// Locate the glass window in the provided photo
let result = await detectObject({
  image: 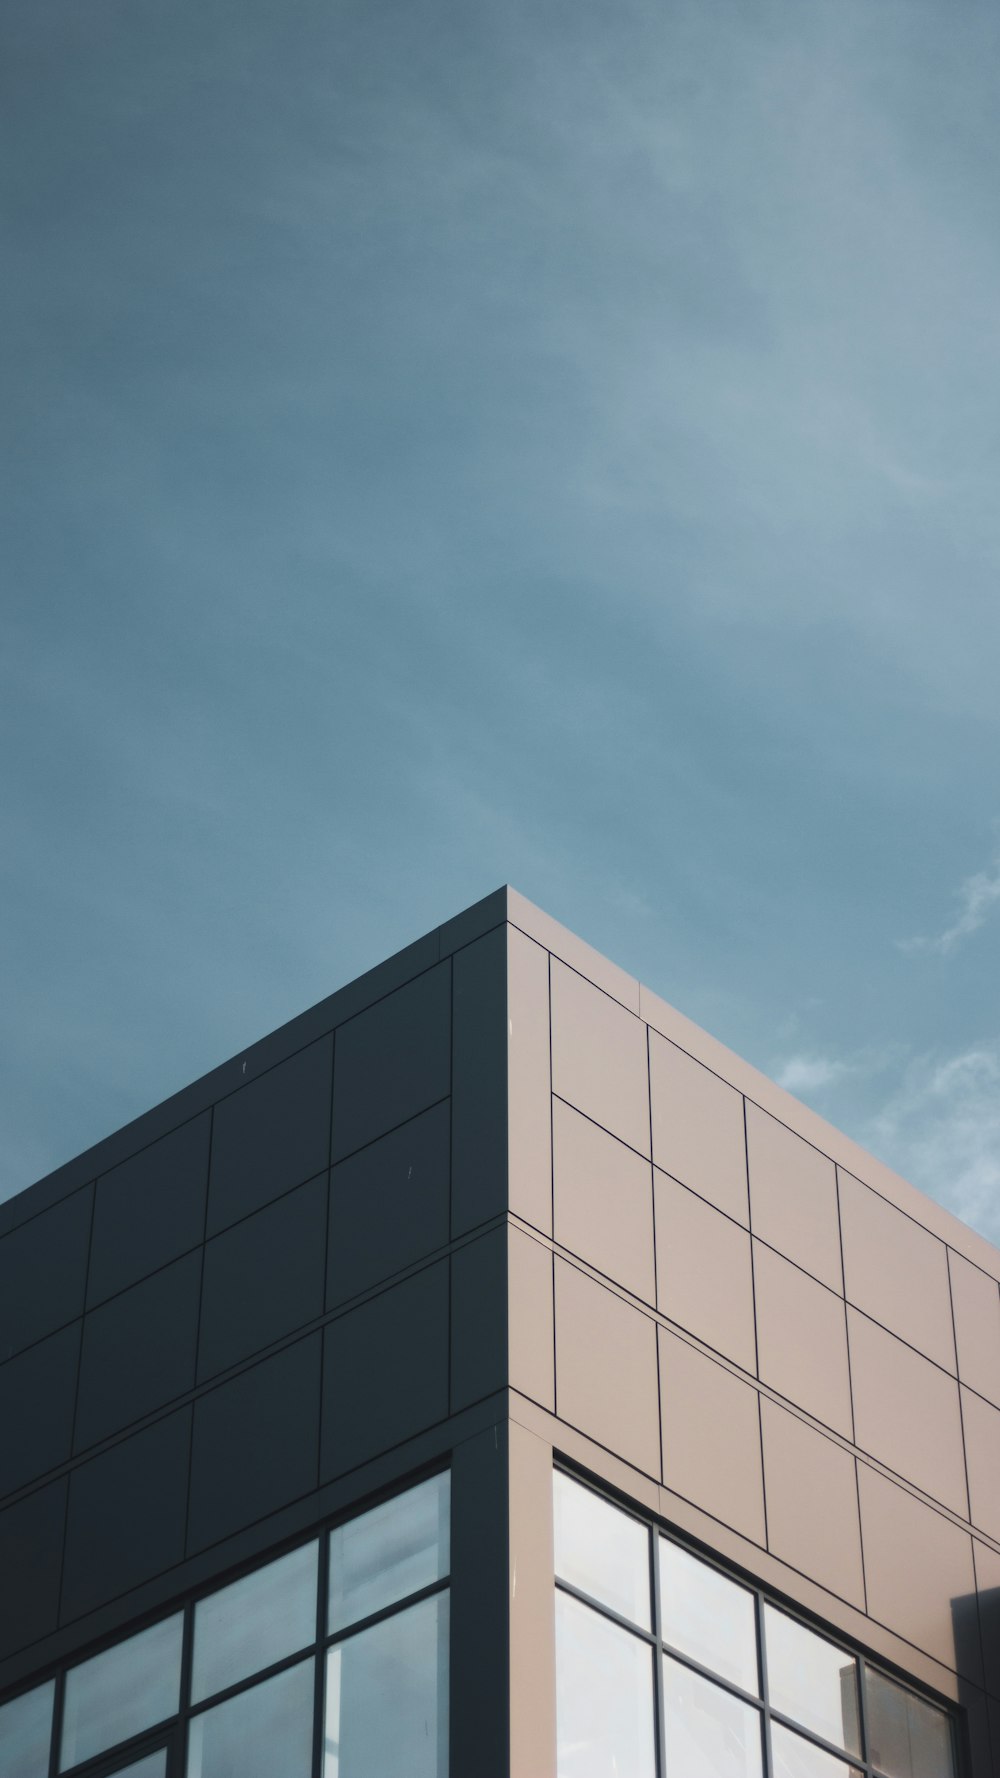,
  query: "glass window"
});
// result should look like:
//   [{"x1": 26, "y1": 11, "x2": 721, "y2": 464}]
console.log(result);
[
  {"x1": 324, "y1": 1590, "x2": 448, "y2": 1778},
  {"x1": 329, "y1": 1472, "x2": 449, "y2": 1634},
  {"x1": 662, "y1": 1655, "x2": 763, "y2": 1778},
  {"x1": 555, "y1": 1590, "x2": 656, "y2": 1778},
  {"x1": 864, "y1": 1669, "x2": 955, "y2": 1778},
  {"x1": 660, "y1": 1538, "x2": 758, "y2": 1693},
  {"x1": 765, "y1": 1607, "x2": 861, "y2": 1757},
  {"x1": 112, "y1": 1754, "x2": 168, "y2": 1778},
  {"x1": 192, "y1": 1540, "x2": 318, "y2": 1703},
  {"x1": 61, "y1": 1615, "x2": 183, "y2": 1771},
  {"x1": 0, "y1": 1679, "x2": 54, "y2": 1778},
  {"x1": 772, "y1": 1722, "x2": 863, "y2": 1777},
  {"x1": 554, "y1": 1471, "x2": 651, "y2": 1630},
  {"x1": 187, "y1": 1657, "x2": 314, "y2": 1778}
]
